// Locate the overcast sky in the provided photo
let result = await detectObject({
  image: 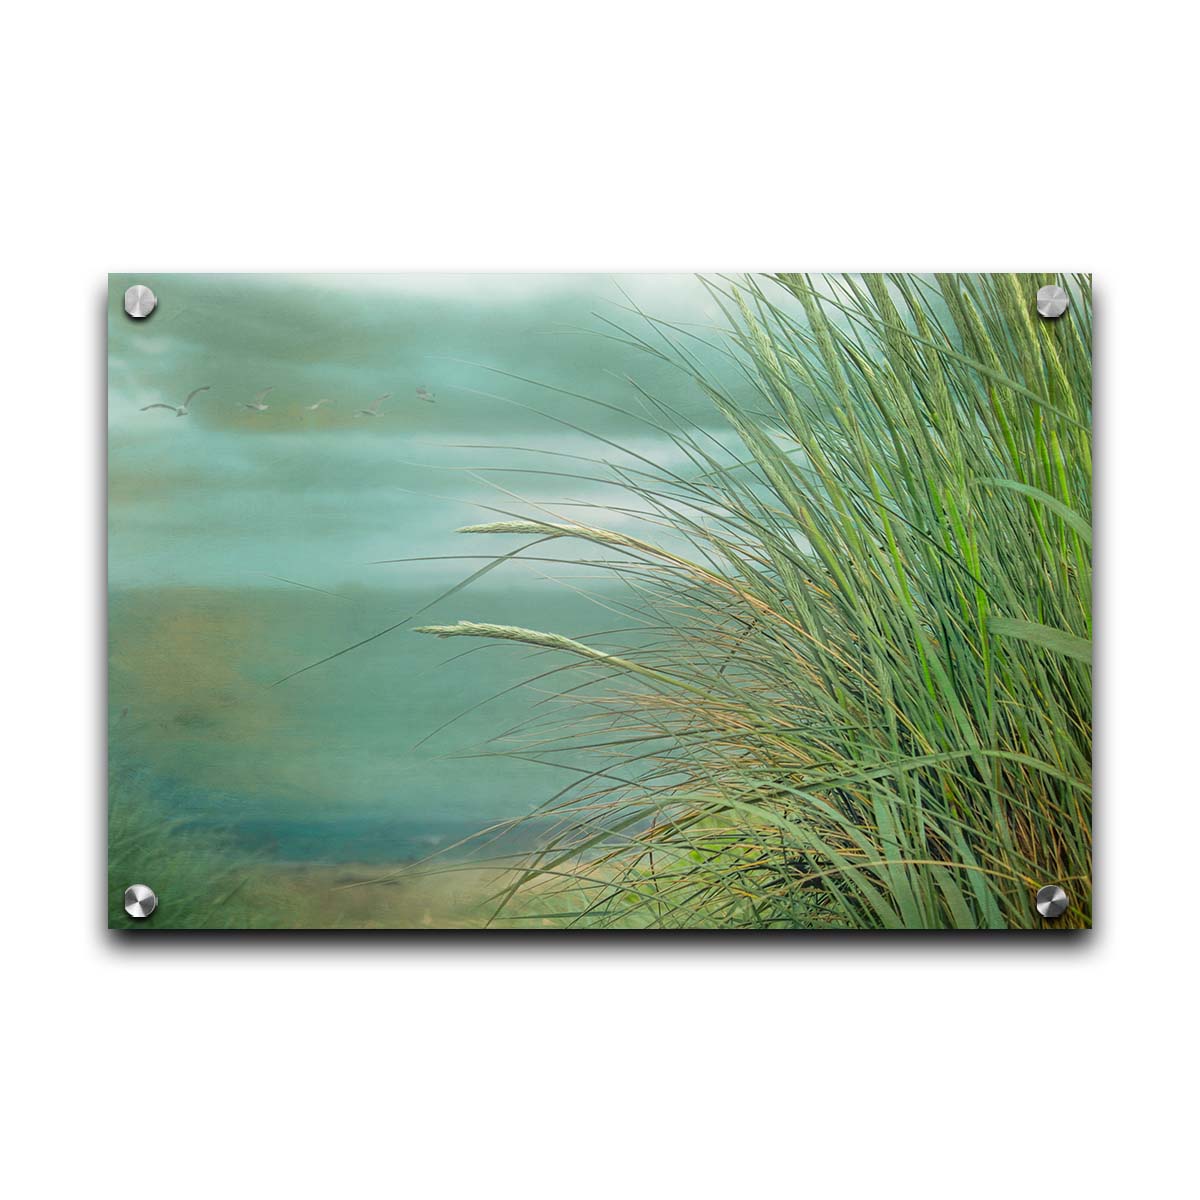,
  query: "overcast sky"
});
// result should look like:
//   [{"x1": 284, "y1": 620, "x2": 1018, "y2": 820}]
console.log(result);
[{"x1": 108, "y1": 273, "x2": 750, "y2": 590}]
